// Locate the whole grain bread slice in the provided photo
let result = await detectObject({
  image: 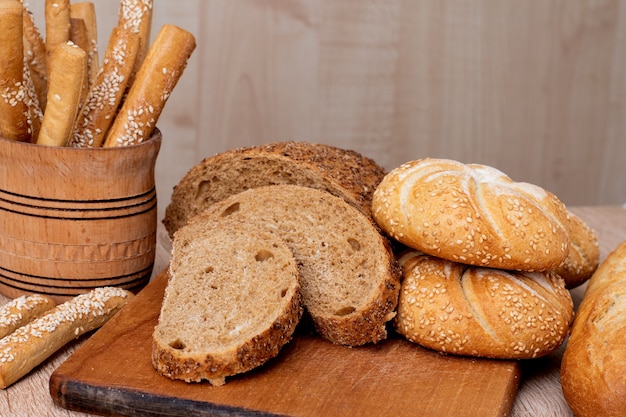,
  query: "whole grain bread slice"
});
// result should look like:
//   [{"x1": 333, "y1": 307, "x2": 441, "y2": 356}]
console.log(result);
[
  {"x1": 163, "y1": 141, "x2": 387, "y2": 238},
  {"x1": 152, "y1": 218, "x2": 302, "y2": 386},
  {"x1": 190, "y1": 184, "x2": 401, "y2": 346}
]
